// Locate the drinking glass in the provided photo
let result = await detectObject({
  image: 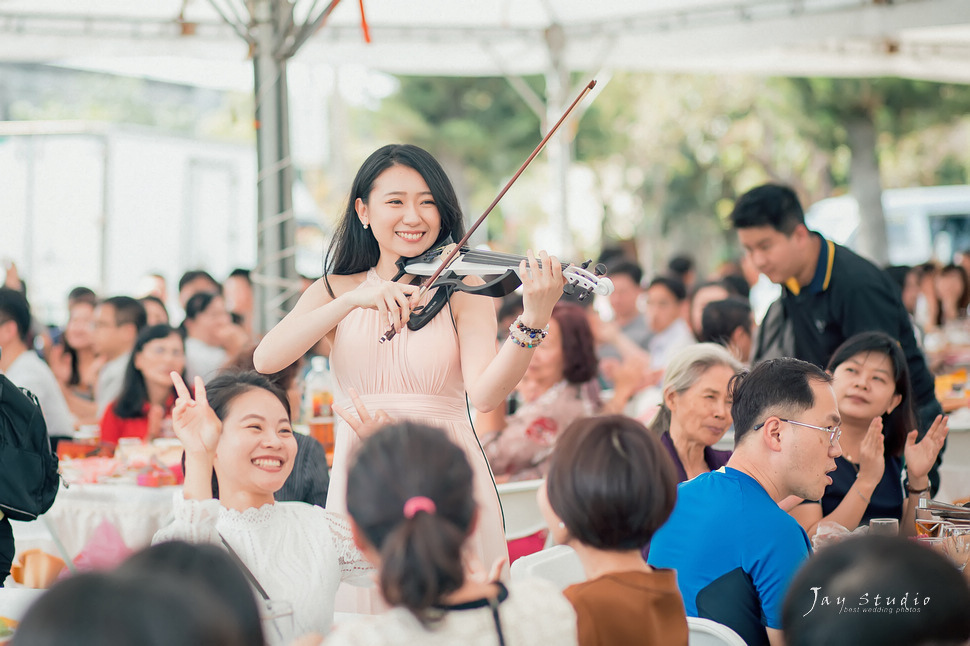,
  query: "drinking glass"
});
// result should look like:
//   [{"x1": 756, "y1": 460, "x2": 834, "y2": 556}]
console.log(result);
[
  {"x1": 915, "y1": 517, "x2": 949, "y2": 538},
  {"x1": 915, "y1": 535, "x2": 948, "y2": 557},
  {"x1": 868, "y1": 518, "x2": 899, "y2": 536},
  {"x1": 943, "y1": 526, "x2": 970, "y2": 572}
]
